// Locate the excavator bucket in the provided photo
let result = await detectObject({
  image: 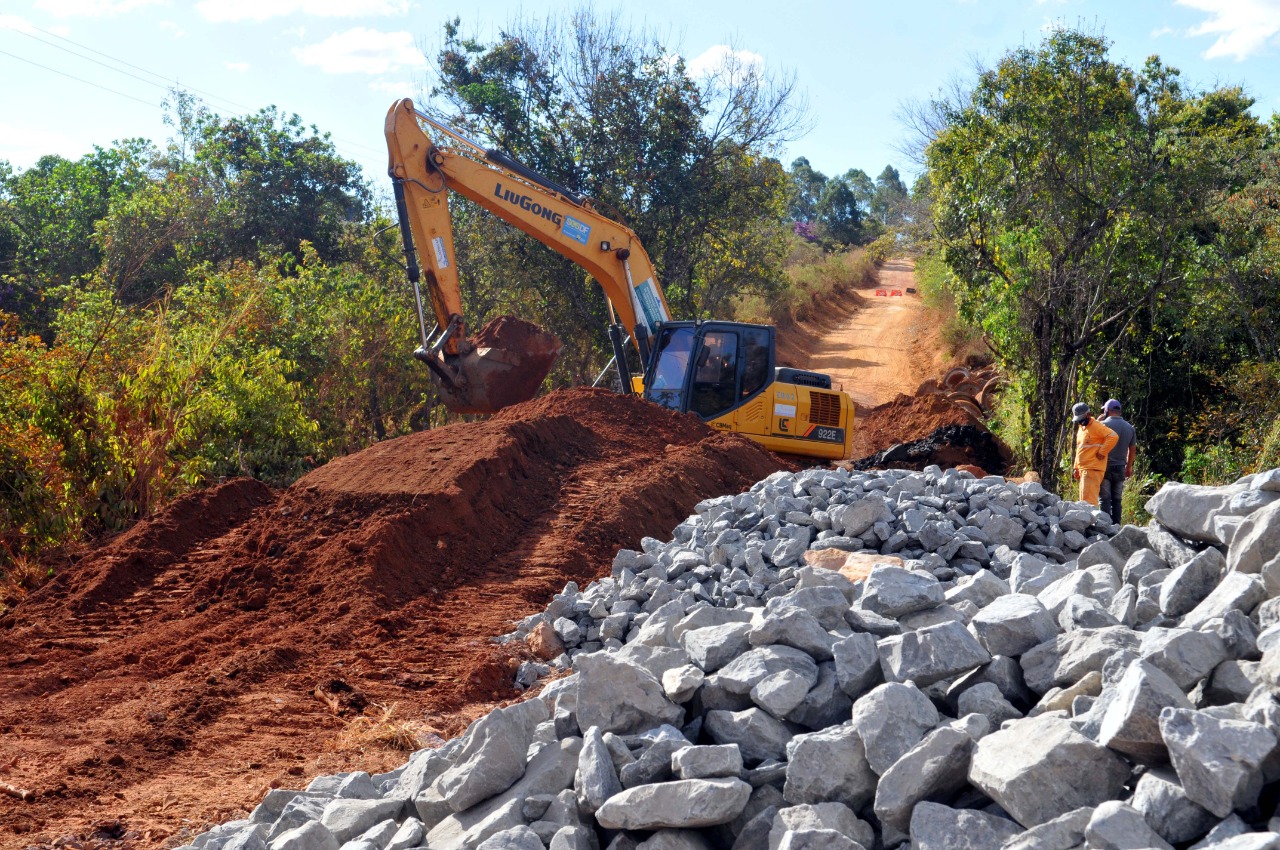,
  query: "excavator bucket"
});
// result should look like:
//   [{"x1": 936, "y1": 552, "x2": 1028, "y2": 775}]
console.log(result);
[{"x1": 432, "y1": 316, "x2": 563, "y2": 415}]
